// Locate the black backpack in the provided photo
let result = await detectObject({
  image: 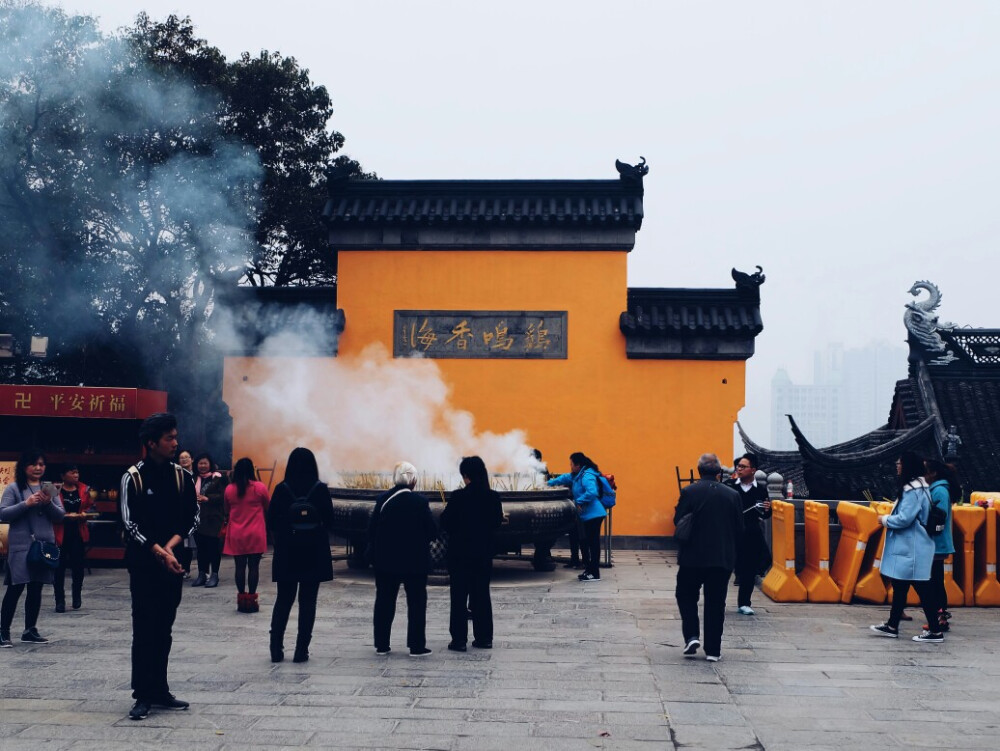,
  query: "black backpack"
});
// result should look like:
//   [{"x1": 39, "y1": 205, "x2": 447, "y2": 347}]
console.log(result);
[
  {"x1": 923, "y1": 492, "x2": 947, "y2": 537},
  {"x1": 288, "y1": 483, "x2": 323, "y2": 533}
]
